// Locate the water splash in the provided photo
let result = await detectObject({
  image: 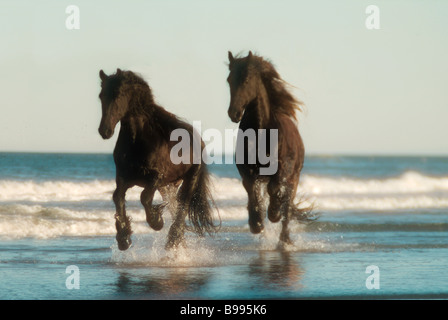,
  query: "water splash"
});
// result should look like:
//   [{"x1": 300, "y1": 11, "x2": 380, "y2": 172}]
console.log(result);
[{"x1": 110, "y1": 232, "x2": 251, "y2": 268}]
